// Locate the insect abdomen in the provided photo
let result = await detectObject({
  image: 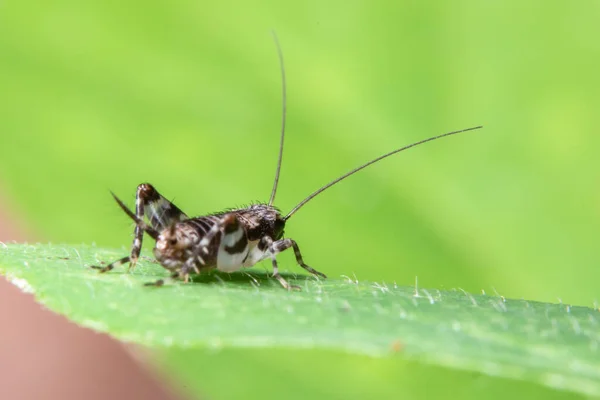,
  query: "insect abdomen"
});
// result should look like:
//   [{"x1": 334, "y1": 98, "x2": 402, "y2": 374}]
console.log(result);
[
  {"x1": 190, "y1": 214, "x2": 250, "y2": 272},
  {"x1": 216, "y1": 215, "x2": 249, "y2": 271}
]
